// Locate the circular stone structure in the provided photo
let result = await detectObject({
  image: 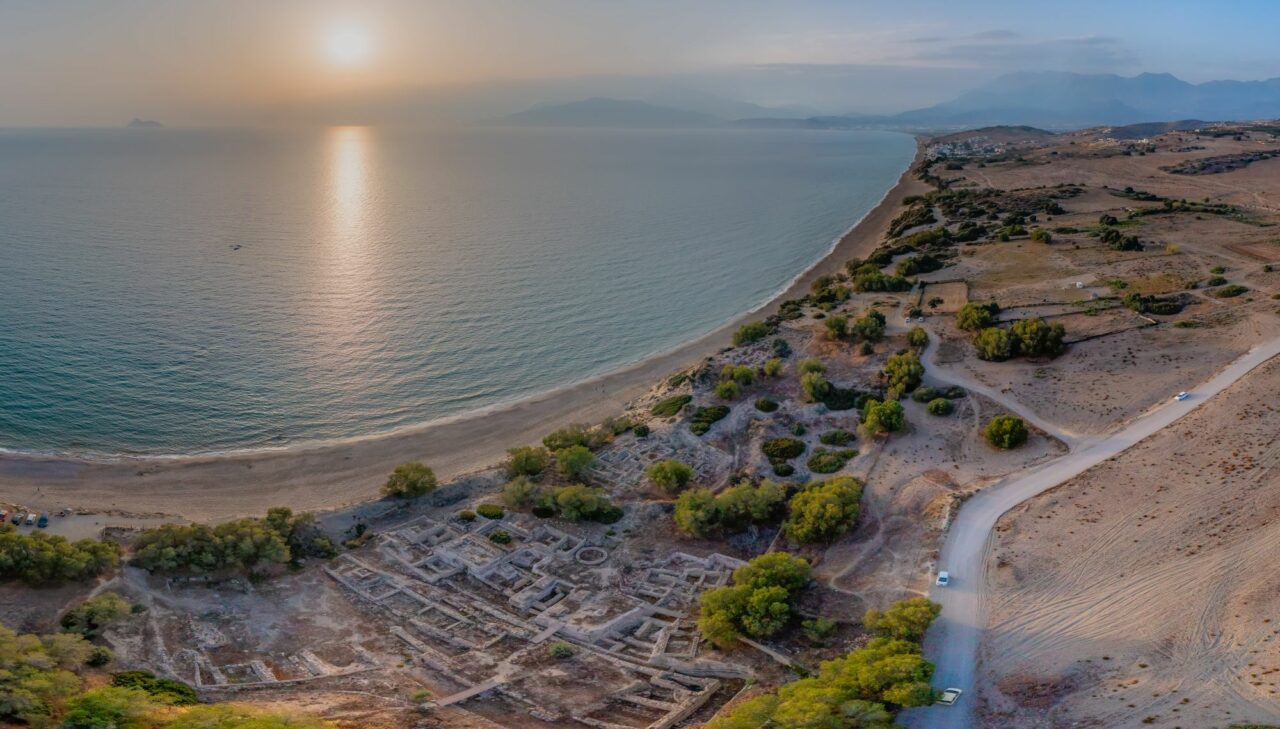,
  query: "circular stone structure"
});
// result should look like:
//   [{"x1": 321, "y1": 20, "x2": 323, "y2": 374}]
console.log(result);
[{"x1": 575, "y1": 547, "x2": 608, "y2": 565}]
